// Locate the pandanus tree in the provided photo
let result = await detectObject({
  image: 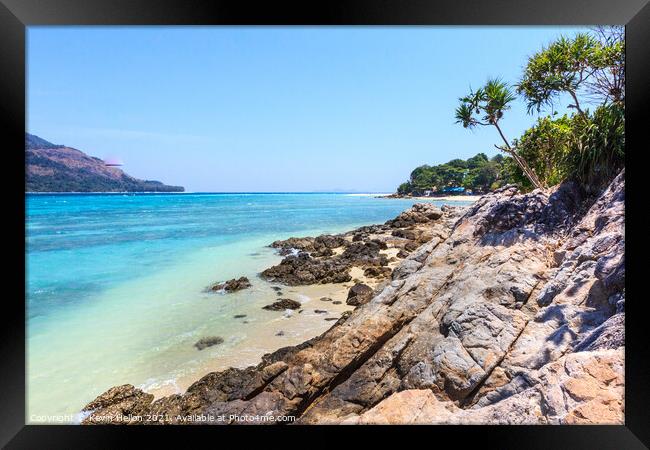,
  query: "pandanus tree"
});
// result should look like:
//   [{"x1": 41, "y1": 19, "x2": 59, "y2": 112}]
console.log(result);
[
  {"x1": 455, "y1": 78, "x2": 545, "y2": 190},
  {"x1": 516, "y1": 33, "x2": 623, "y2": 115}
]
